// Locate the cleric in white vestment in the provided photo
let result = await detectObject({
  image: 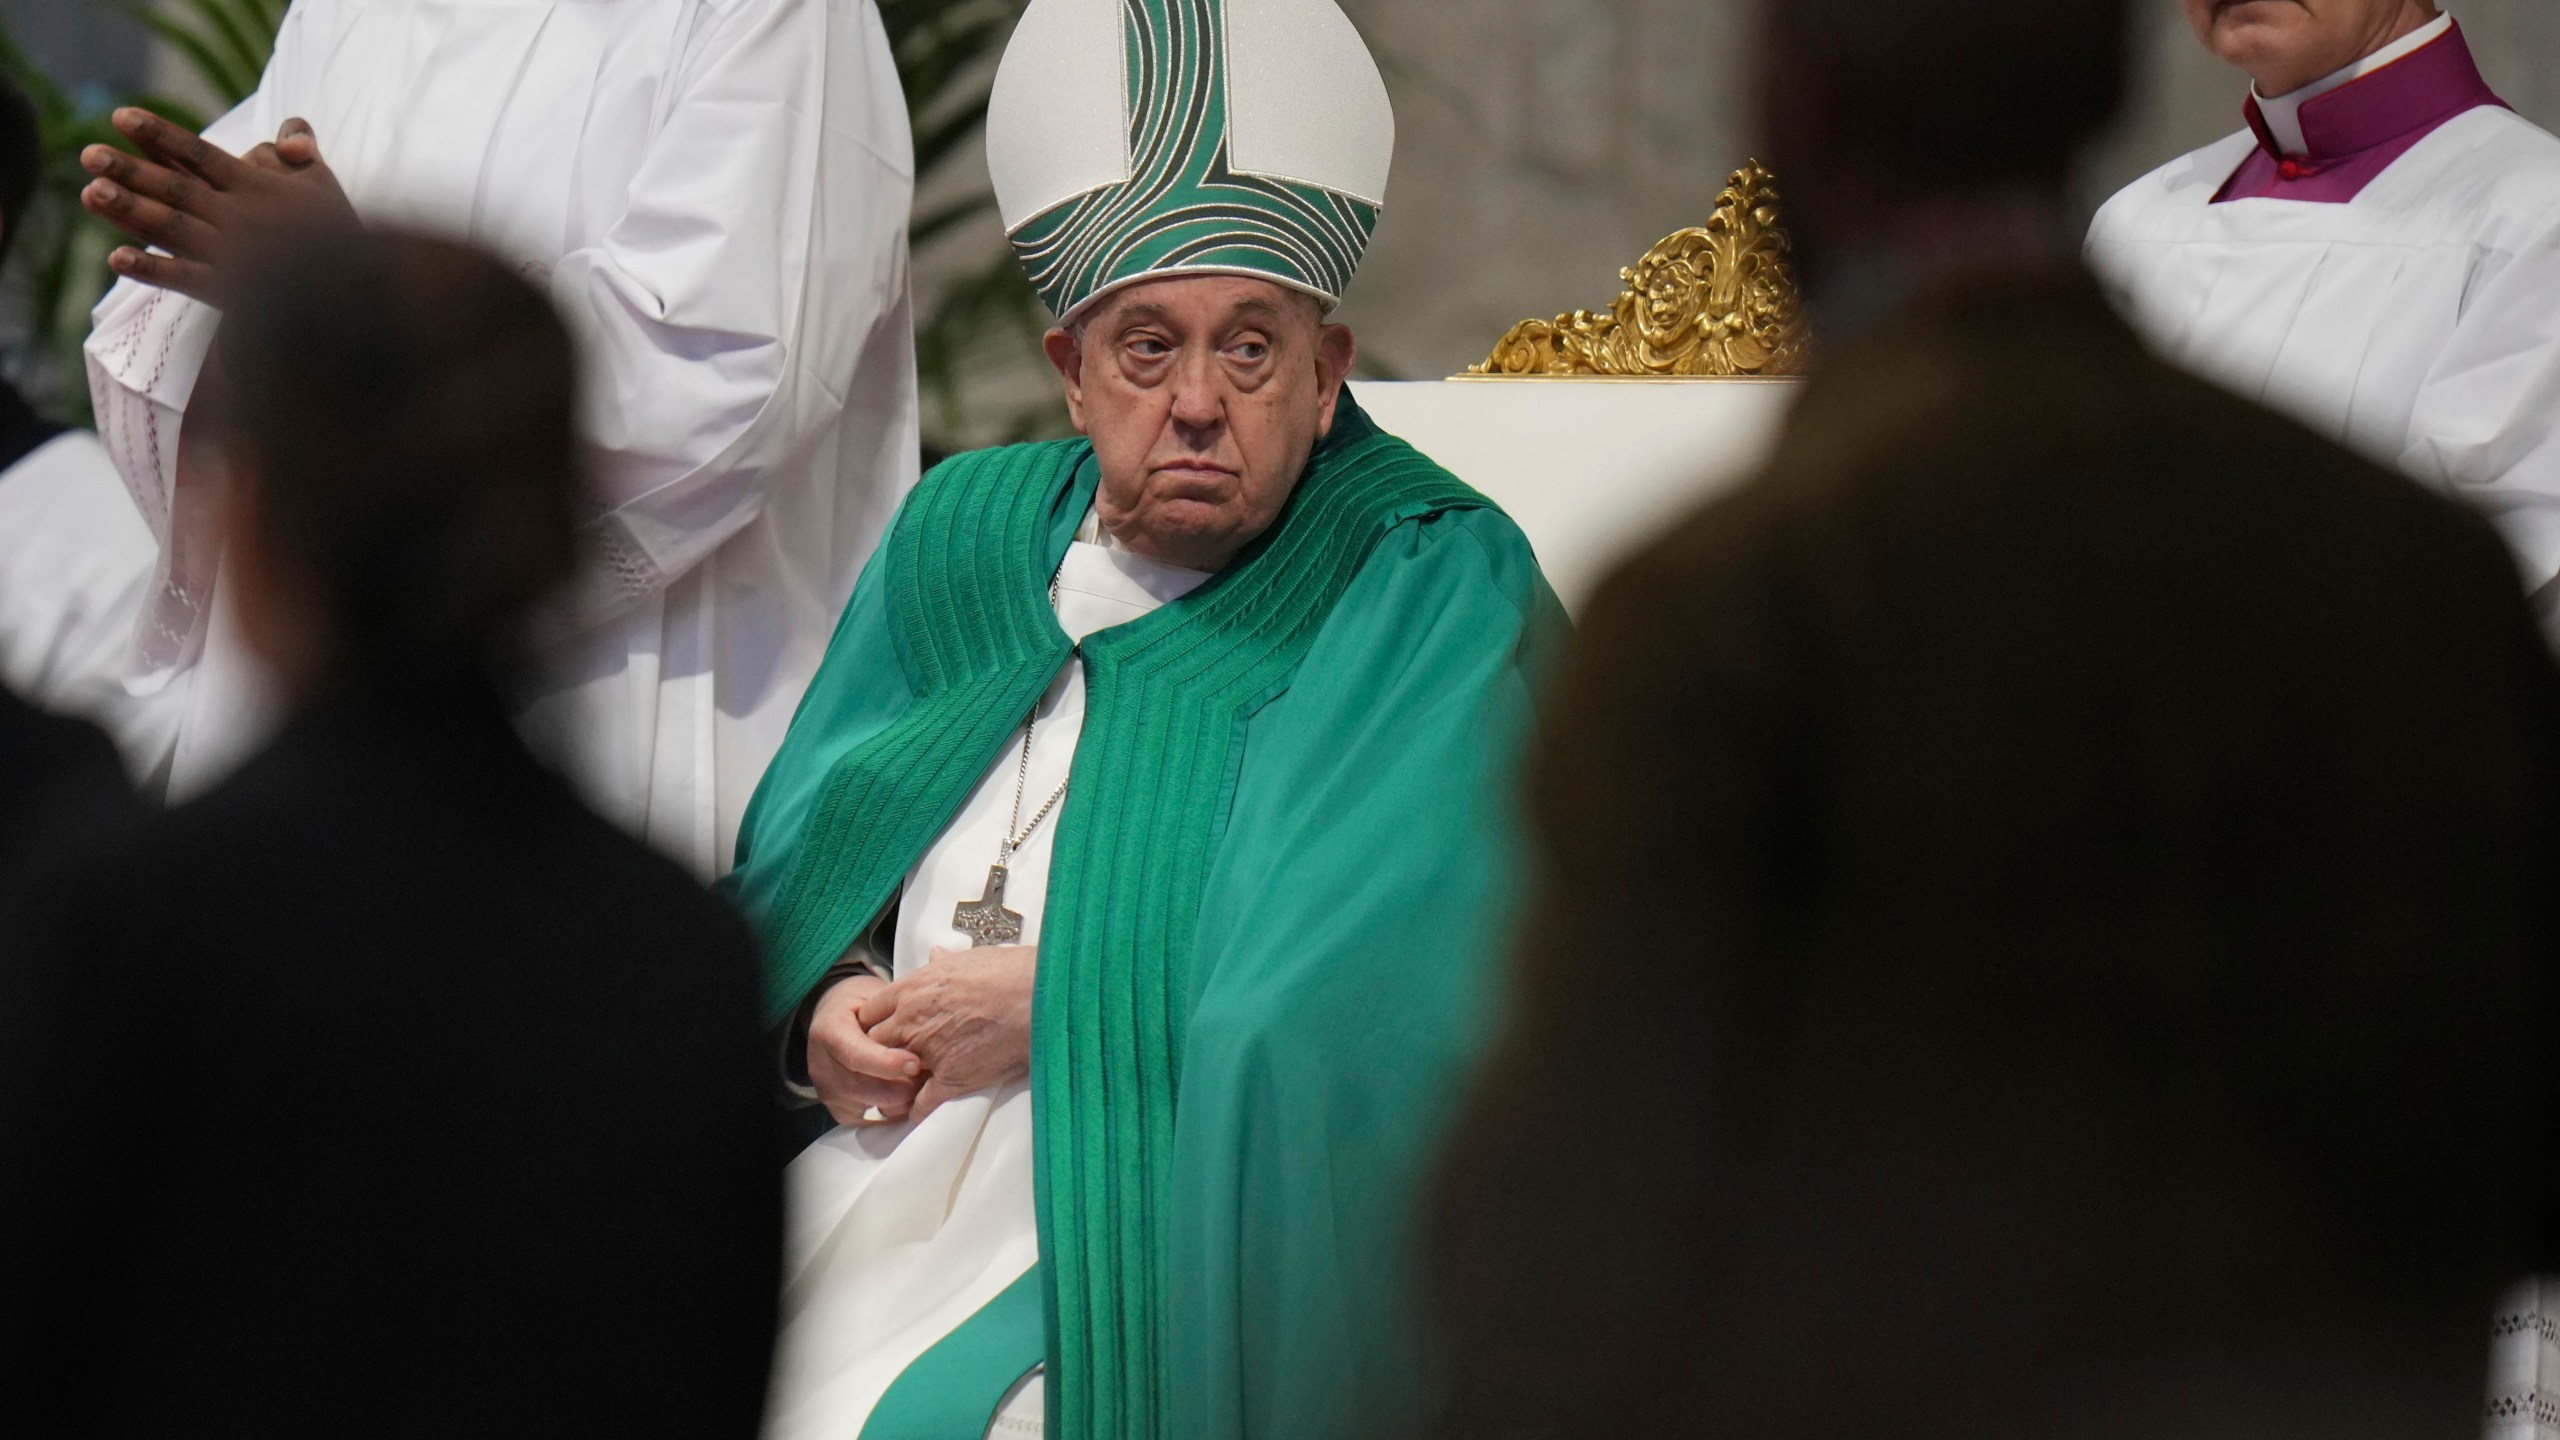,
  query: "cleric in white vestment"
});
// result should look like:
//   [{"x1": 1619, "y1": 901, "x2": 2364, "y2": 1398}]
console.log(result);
[
  {"x1": 2087, "y1": 5, "x2": 2560, "y2": 638},
  {"x1": 76, "y1": 0, "x2": 921, "y2": 875}
]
